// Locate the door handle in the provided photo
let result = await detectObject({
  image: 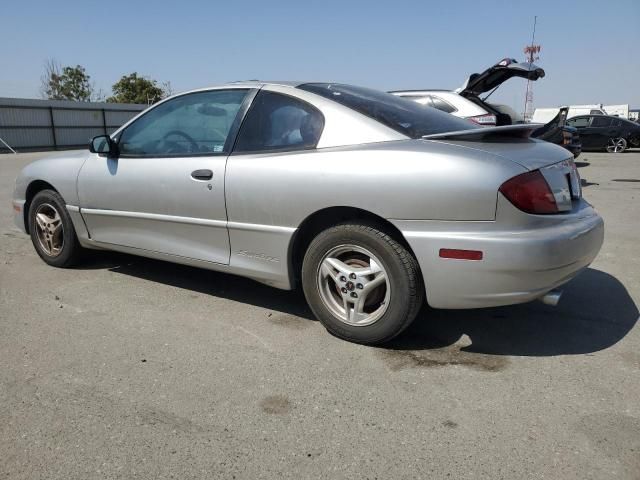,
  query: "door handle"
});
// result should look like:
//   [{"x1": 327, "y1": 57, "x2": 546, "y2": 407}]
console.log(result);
[{"x1": 191, "y1": 169, "x2": 213, "y2": 181}]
